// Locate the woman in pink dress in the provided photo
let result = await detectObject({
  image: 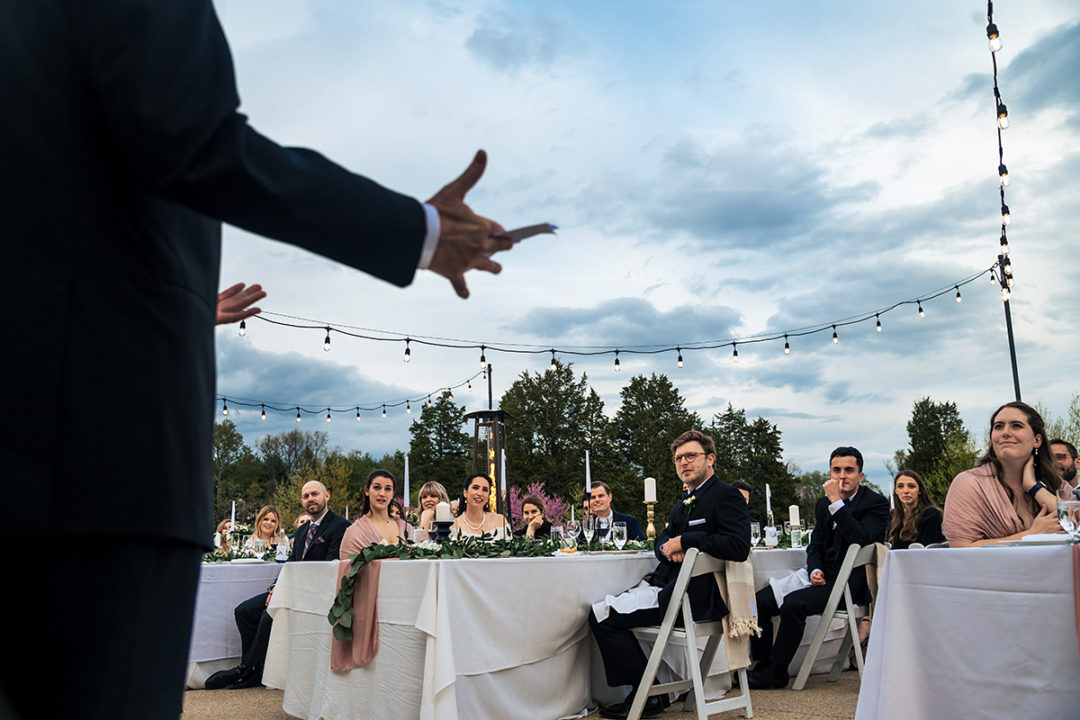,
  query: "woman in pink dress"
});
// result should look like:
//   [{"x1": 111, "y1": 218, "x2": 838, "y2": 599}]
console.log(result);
[{"x1": 340, "y1": 470, "x2": 409, "y2": 557}]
